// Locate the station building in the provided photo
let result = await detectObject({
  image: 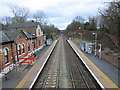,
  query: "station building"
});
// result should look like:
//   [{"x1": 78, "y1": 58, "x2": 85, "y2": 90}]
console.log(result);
[{"x1": 0, "y1": 22, "x2": 46, "y2": 73}]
